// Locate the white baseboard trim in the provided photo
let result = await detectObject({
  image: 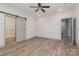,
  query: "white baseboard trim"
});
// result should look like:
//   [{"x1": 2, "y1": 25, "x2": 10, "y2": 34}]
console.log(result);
[
  {"x1": 26, "y1": 36, "x2": 36, "y2": 40},
  {"x1": 35, "y1": 36, "x2": 61, "y2": 40}
]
